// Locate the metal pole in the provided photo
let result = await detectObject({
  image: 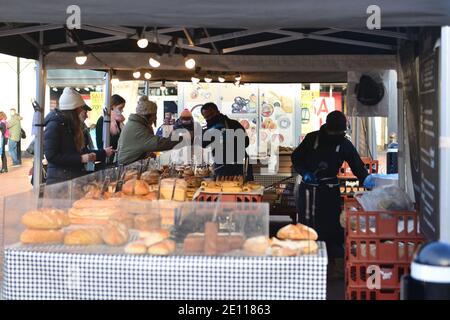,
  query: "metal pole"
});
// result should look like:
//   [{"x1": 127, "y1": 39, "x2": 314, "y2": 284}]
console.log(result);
[
  {"x1": 103, "y1": 69, "x2": 112, "y2": 150},
  {"x1": 439, "y1": 26, "x2": 450, "y2": 242},
  {"x1": 145, "y1": 80, "x2": 149, "y2": 96},
  {"x1": 33, "y1": 31, "x2": 46, "y2": 190},
  {"x1": 17, "y1": 57, "x2": 20, "y2": 113},
  {"x1": 396, "y1": 49, "x2": 406, "y2": 191}
]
